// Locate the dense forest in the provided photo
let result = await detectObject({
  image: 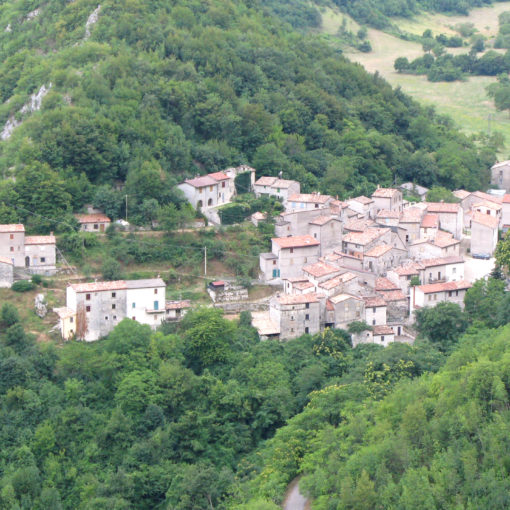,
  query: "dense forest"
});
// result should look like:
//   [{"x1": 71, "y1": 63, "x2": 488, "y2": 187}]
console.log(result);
[{"x1": 0, "y1": 0, "x2": 499, "y2": 233}]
